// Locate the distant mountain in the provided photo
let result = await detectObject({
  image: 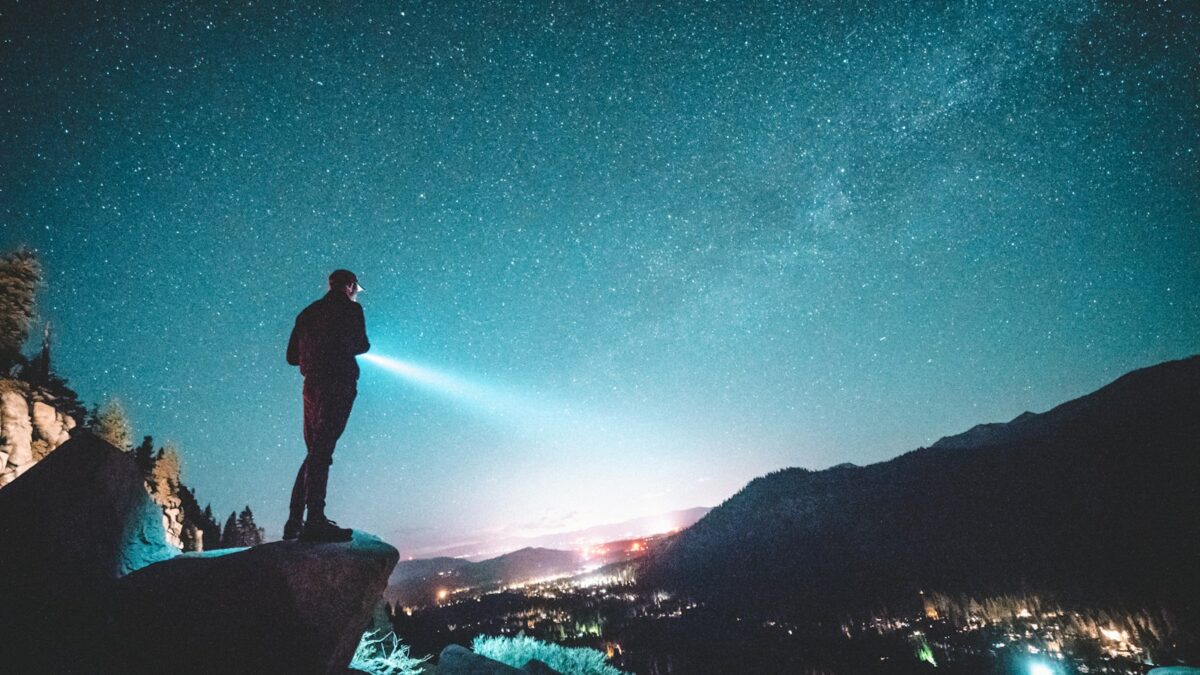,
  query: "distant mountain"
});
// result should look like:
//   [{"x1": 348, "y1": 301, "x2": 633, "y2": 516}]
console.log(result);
[
  {"x1": 386, "y1": 547, "x2": 583, "y2": 606},
  {"x1": 409, "y1": 506, "x2": 711, "y2": 561},
  {"x1": 642, "y1": 356, "x2": 1200, "y2": 620},
  {"x1": 386, "y1": 532, "x2": 676, "y2": 607}
]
